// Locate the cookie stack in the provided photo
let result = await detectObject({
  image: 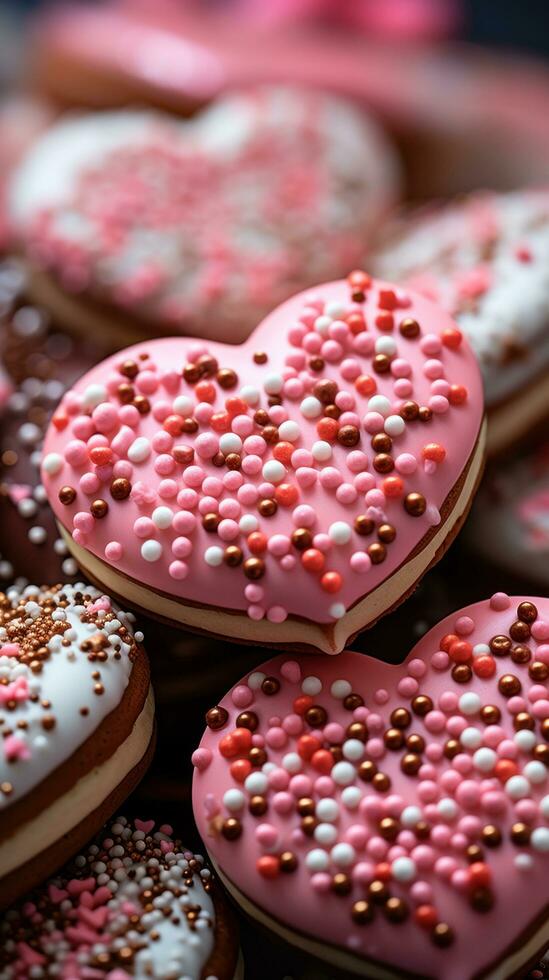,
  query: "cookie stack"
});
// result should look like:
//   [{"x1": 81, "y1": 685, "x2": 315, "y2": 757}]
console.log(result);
[{"x1": 0, "y1": 4, "x2": 548, "y2": 978}]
